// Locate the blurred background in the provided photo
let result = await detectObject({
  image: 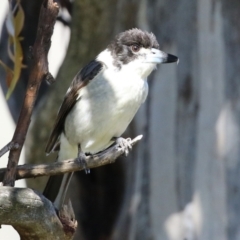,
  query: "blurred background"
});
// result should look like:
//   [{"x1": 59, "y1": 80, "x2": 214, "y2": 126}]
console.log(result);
[{"x1": 0, "y1": 0, "x2": 240, "y2": 239}]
